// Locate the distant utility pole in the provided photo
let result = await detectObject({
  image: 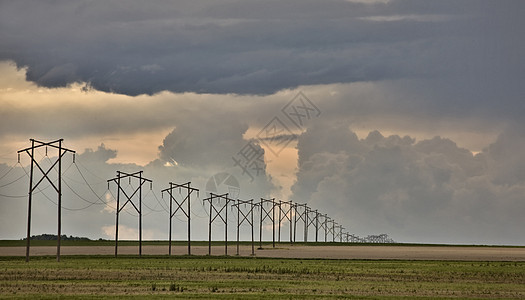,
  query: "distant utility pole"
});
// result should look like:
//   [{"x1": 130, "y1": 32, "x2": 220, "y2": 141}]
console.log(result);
[
  {"x1": 344, "y1": 232, "x2": 350, "y2": 243},
  {"x1": 306, "y1": 208, "x2": 319, "y2": 243},
  {"x1": 322, "y1": 214, "x2": 329, "y2": 242},
  {"x1": 18, "y1": 139, "x2": 75, "y2": 262},
  {"x1": 337, "y1": 225, "x2": 344, "y2": 243},
  {"x1": 277, "y1": 200, "x2": 293, "y2": 244},
  {"x1": 232, "y1": 198, "x2": 256, "y2": 256},
  {"x1": 293, "y1": 203, "x2": 308, "y2": 243},
  {"x1": 161, "y1": 182, "x2": 199, "y2": 256},
  {"x1": 257, "y1": 198, "x2": 276, "y2": 249},
  {"x1": 107, "y1": 171, "x2": 152, "y2": 257},
  {"x1": 203, "y1": 193, "x2": 233, "y2": 255},
  {"x1": 326, "y1": 218, "x2": 336, "y2": 242}
]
